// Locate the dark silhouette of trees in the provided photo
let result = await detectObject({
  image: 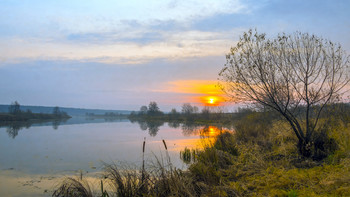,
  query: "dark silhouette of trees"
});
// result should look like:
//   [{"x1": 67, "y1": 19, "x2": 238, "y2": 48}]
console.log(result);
[
  {"x1": 181, "y1": 103, "x2": 198, "y2": 114},
  {"x1": 219, "y1": 30, "x2": 350, "y2": 158},
  {"x1": 201, "y1": 107, "x2": 210, "y2": 119},
  {"x1": 53, "y1": 106, "x2": 61, "y2": 116},
  {"x1": 9, "y1": 101, "x2": 21, "y2": 114},
  {"x1": 169, "y1": 108, "x2": 179, "y2": 119},
  {"x1": 170, "y1": 108, "x2": 178, "y2": 115},
  {"x1": 147, "y1": 101, "x2": 162, "y2": 115},
  {"x1": 139, "y1": 106, "x2": 148, "y2": 115},
  {"x1": 181, "y1": 103, "x2": 199, "y2": 121},
  {"x1": 52, "y1": 106, "x2": 69, "y2": 118}
]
